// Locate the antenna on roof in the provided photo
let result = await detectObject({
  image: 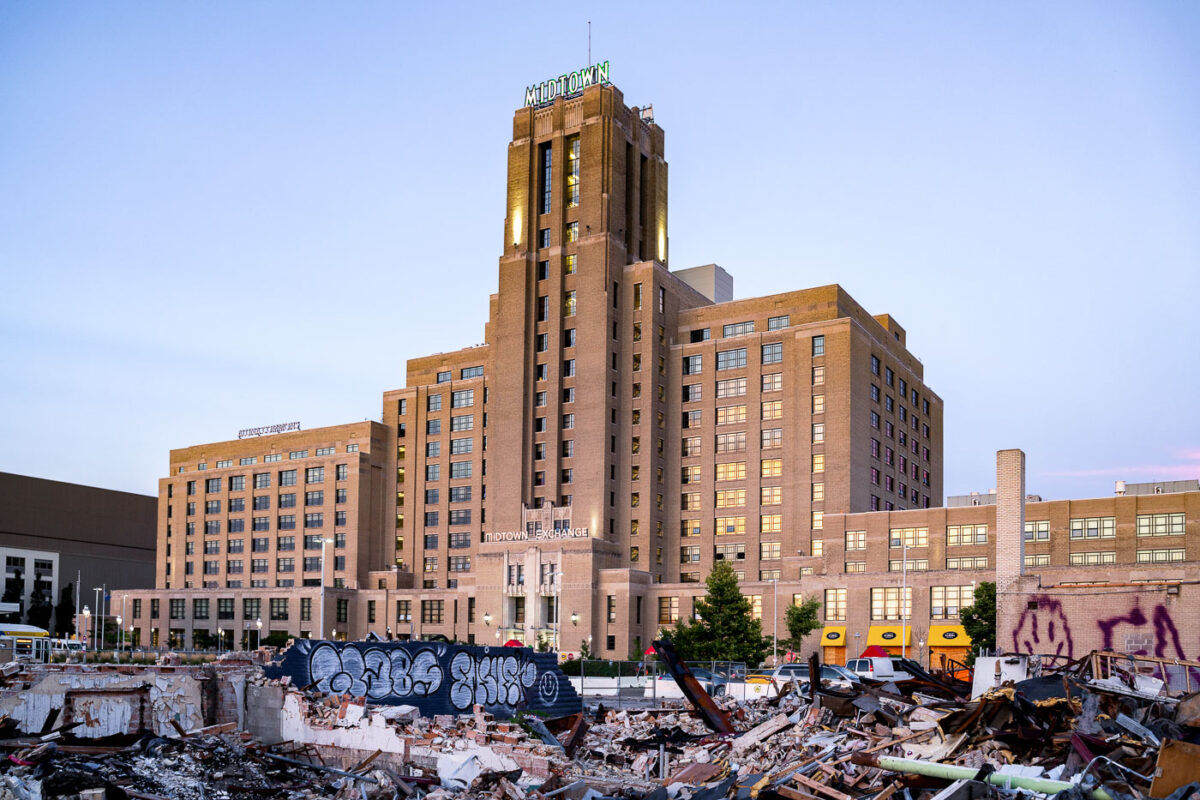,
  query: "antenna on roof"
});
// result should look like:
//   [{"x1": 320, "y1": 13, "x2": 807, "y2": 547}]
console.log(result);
[{"x1": 587, "y1": 21, "x2": 591, "y2": 65}]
